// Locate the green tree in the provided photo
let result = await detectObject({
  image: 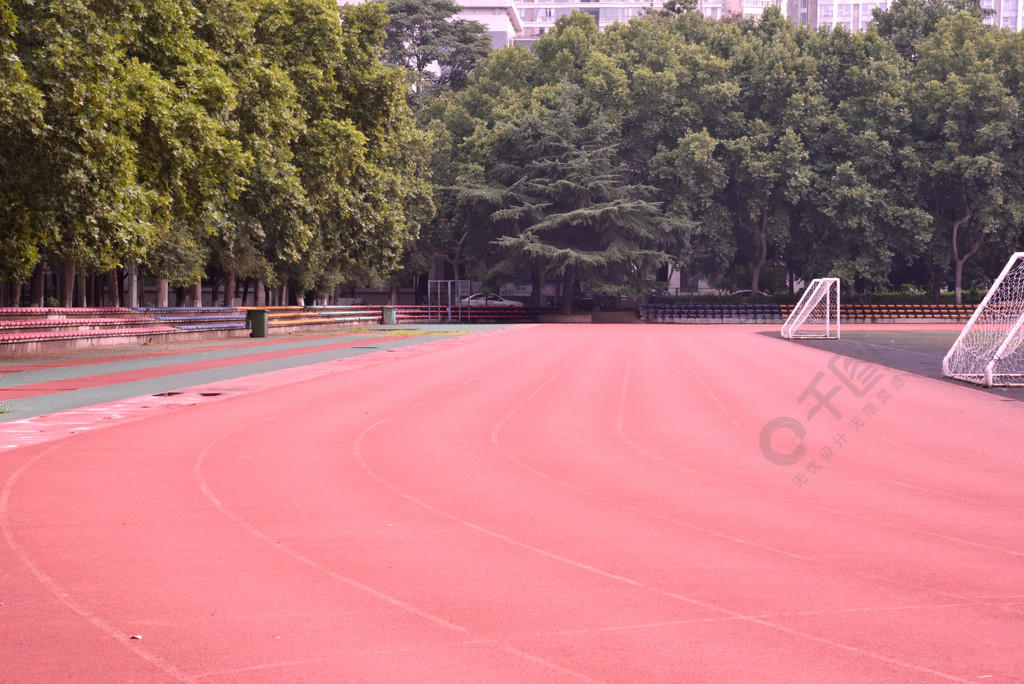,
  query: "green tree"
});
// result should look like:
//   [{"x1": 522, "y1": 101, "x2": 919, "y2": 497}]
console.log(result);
[
  {"x1": 719, "y1": 9, "x2": 816, "y2": 294},
  {"x1": 794, "y1": 27, "x2": 930, "y2": 292},
  {"x1": 911, "y1": 14, "x2": 1023, "y2": 303},
  {"x1": 258, "y1": 0, "x2": 431, "y2": 299},
  {"x1": 601, "y1": 14, "x2": 738, "y2": 285},
  {"x1": 194, "y1": 0, "x2": 310, "y2": 300},
  {"x1": 873, "y1": 0, "x2": 988, "y2": 63},
  {"x1": 375, "y1": 0, "x2": 490, "y2": 97},
  {"x1": 487, "y1": 91, "x2": 688, "y2": 314},
  {"x1": 9, "y1": 0, "x2": 153, "y2": 303},
  {"x1": 0, "y1": 0, "x2": 44, "y2": 283},
  {"x1": 125, "y1": 0, "x2": 248, "y2": 290}
]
